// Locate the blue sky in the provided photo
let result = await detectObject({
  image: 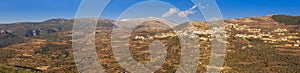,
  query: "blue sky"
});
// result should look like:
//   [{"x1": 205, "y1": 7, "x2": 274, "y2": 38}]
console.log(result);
[{"x1": 0, "y1": 0, "x2": 299, "y2": 23}]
